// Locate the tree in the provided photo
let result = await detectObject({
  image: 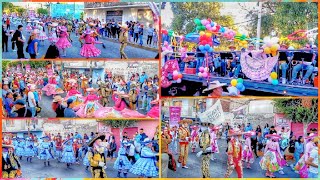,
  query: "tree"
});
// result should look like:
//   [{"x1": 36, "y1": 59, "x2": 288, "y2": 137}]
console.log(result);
[
  {"x1": 37, "y1": 8, "x2": 49, "y2": 15},
  {"x1": 80, "y1": 12, "x2": 84, "y2": 20},
  {"x1": 2, "y1": 2, "x2": 14, "y2": 14},
  {"x1": 273, "y1": 98, "x2": 318, "y2": 135},
  {"x1": 242, "y1": 2, "x2": 318, "y2": 47},
  {"x1": 15, "y1": 7, "x2": 26, "y2": 16},
  {"x1": 97, "y1": 120, "x2": 137, "y2": 139}
]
